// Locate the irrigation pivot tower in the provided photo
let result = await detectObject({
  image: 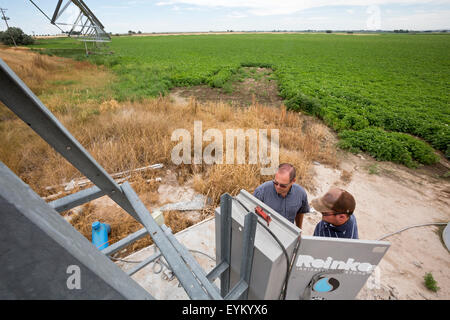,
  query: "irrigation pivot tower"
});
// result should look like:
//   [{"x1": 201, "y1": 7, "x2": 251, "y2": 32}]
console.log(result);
[{"x1": 29, "y1": 0, "x2": 110, "y2": 54}]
